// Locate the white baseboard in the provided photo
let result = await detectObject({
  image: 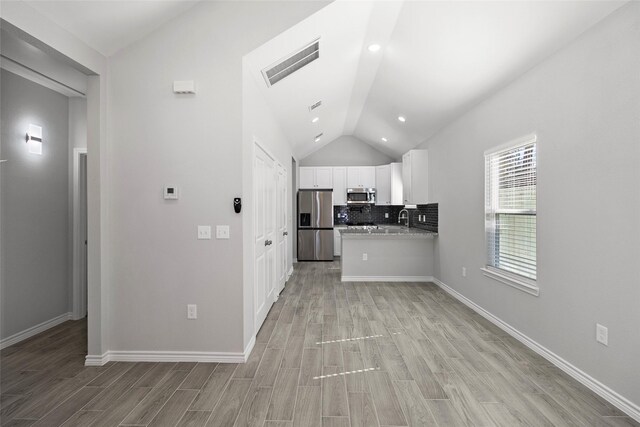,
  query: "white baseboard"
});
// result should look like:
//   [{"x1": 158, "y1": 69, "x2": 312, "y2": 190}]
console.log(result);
[
  {"x1": 85, "y1": 353, "x2": 110, "y2": 366},
  {"x1": 286, "y1": 266, "x2": 294, "y2": 281},
  {"x1": 432, "y1": 277, "x2": 640, "y2": 423},
  {"x1": 0, "y1": 312, "x2": 73, "y2": 350},
  {"x1": 85, "y1": 336, "x2": 257, "y2": 366},
  {"x1": 243, "y1": 336, "x2": 256, "y2": 361},
  {"x1": 342, "y1": 275, "x2": 433, "y2": 282}
]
